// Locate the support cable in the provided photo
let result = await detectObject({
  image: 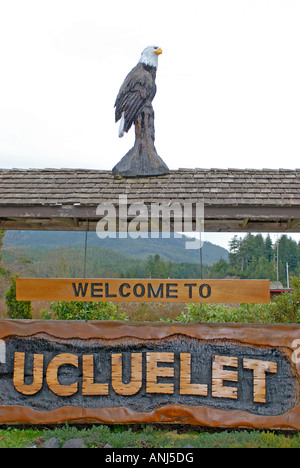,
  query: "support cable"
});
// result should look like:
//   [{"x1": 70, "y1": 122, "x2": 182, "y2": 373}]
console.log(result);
[
  {"x1": 83, "y1": 219, "x2": 89, "y2": 322},
  {"x1": 199, "y1": 231, "x2": 203, "y2": 279}
]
